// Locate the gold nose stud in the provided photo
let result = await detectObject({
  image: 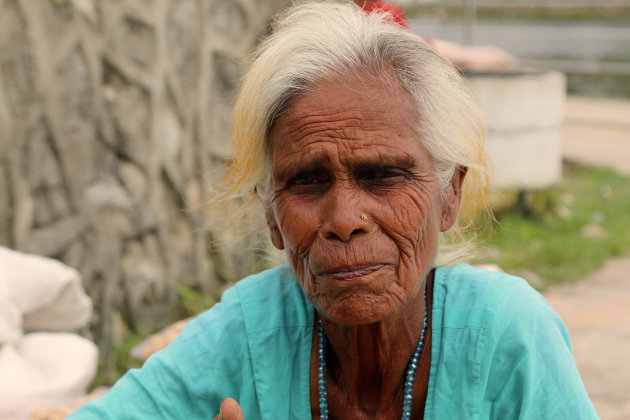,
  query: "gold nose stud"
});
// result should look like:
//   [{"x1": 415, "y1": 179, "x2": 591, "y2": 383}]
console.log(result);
[{"x1": 360, "y1": 213, "x2": 368, "y2": 222}]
